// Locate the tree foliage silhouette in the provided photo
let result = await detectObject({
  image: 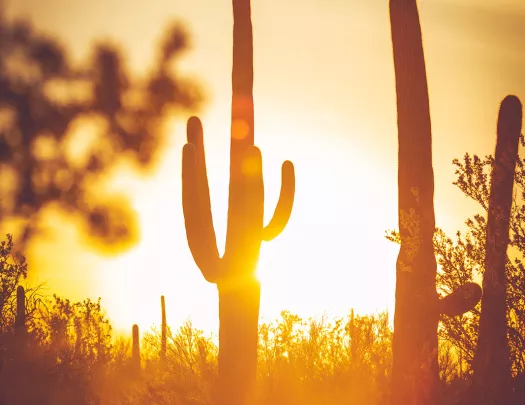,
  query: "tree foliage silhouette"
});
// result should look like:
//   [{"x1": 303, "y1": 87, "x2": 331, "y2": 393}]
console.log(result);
[
  {"x1": 0, "y1": 234, "x2": 27, "y2": 328},
  {"x1": 445, "y1": 141, "x2": 525, "y2": 382},
  {"x1": 387, "y1": 114, "x2": 525, "y2": 402},
  {"x1": 470, "y1": 96, "x2": 522, "y2": 405},
  {"x1": 389, "y1": 153, "x2": 525, "y2": 370},
  {"x1": 0, "y1": 11, "x2": 202, "y2": 252}
]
